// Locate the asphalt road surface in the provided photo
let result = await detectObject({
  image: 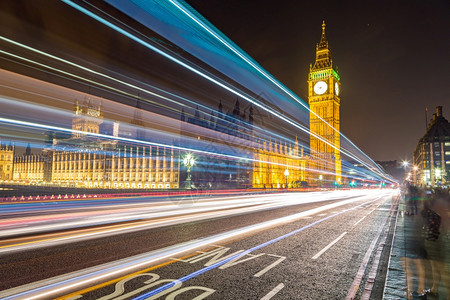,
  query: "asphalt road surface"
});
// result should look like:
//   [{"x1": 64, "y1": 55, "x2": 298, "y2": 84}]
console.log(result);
[{"x1": 0, "y1": 189, "x2": 398, "y2": 299}]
